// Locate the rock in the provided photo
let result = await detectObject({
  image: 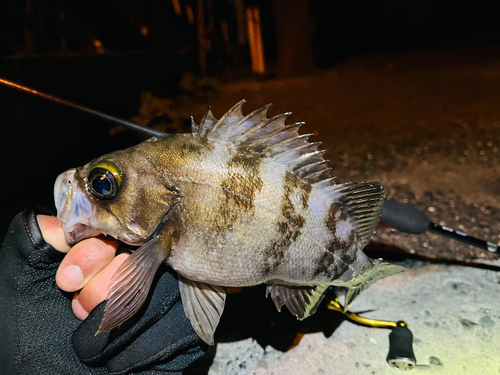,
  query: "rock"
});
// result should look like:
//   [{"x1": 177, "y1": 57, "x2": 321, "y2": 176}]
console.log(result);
[
  {"x1": 479, "y1": 316, "x2": 495, "y2": 329},
  {"x1": 429, "y1": 356, "x2": 443, "y2": 366}
]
